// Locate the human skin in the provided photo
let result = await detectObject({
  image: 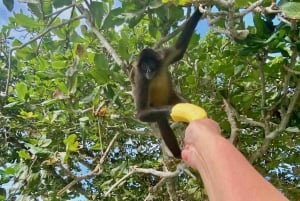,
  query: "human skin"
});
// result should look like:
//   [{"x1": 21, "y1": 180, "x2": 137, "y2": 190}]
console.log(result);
[{"x1": 181, "y1": 119, "x2": 289, "y2": 201}]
